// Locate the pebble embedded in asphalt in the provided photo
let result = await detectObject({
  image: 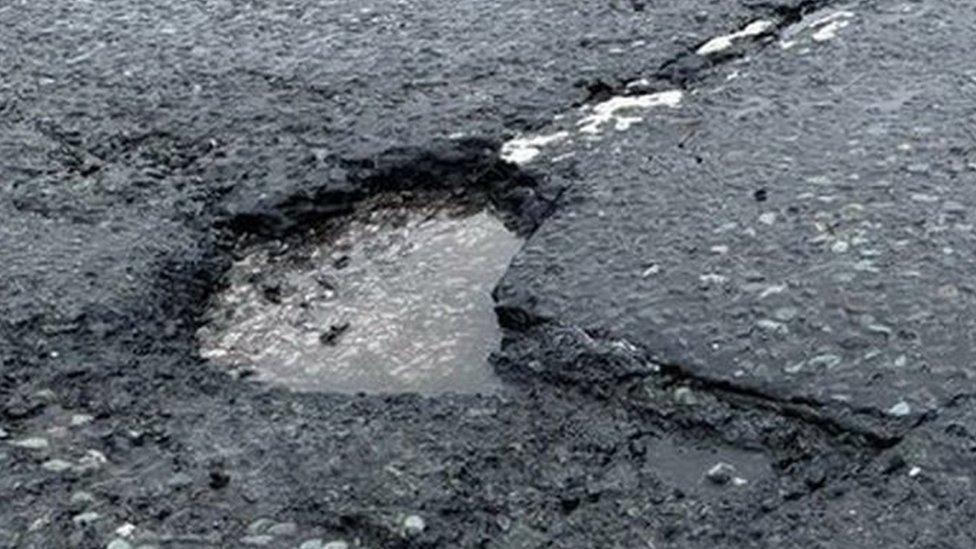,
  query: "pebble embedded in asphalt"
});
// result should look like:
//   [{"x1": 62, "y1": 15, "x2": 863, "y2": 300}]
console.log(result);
[
  {"x1": 240, "y1": 534, "x2": 275, "y2": 546},
  {"x1": 70, "y1": 491, "x2": 96, "y2": 510},
  {"x1": 404, "y1": 515, "x2": 426, "y2": 535},
  {"x1": 888, "y1": 401, "x2": 912, "y2": 417},
  {"x1": 673, "y1": 387, "x2": 697, "y2": 405},
  {"x1": 267, "y1": 521, "x2": 297, "y2": 536},
  {"x1": 166, "y1": 472, "x2": 193, "y2": 488},
  {"x1": 77, "y1": 449, "x2": 108, "y2": 472},
  {"x1": 106, "y1": 539, "x2": 133, "y2": 549},
  {"x1": 73, "y1": 511, "x2": 102, "y2": 526},
  {"x1": 9, "y1": 437, "x2": 49, "y2": 450},
  {"x1": 41, "y1": 458, "x2": 73, "y2": 472},
  {"x1": 705, "y1": 463, "x2": 736, "y2": 485},
  {"x1": 247, "y1": 518, "x2": 275, "y2": 535},
  {"x1": 71, "y1": 414, "x2": 95, "y2": 427},
  {"x1": 303, "y1": 540, "x2": 349, "y2": 549}
]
